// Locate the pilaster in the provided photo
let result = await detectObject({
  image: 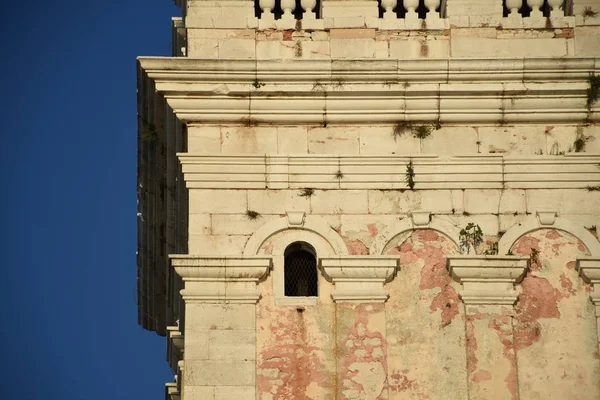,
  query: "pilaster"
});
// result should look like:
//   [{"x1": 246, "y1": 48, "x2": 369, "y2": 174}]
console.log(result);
[
  {"x1": 170, "y1": 256, "x2": 271, "y2": 400},
  {"x1": 448, "y1": 256, "x2": 528, "y2": 400}
]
